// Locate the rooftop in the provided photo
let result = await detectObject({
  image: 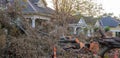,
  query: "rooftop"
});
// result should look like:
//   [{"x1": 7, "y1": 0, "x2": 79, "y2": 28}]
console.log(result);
[{"x1": 100, "y1": 16, "x2": 119, "y2": 27}]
